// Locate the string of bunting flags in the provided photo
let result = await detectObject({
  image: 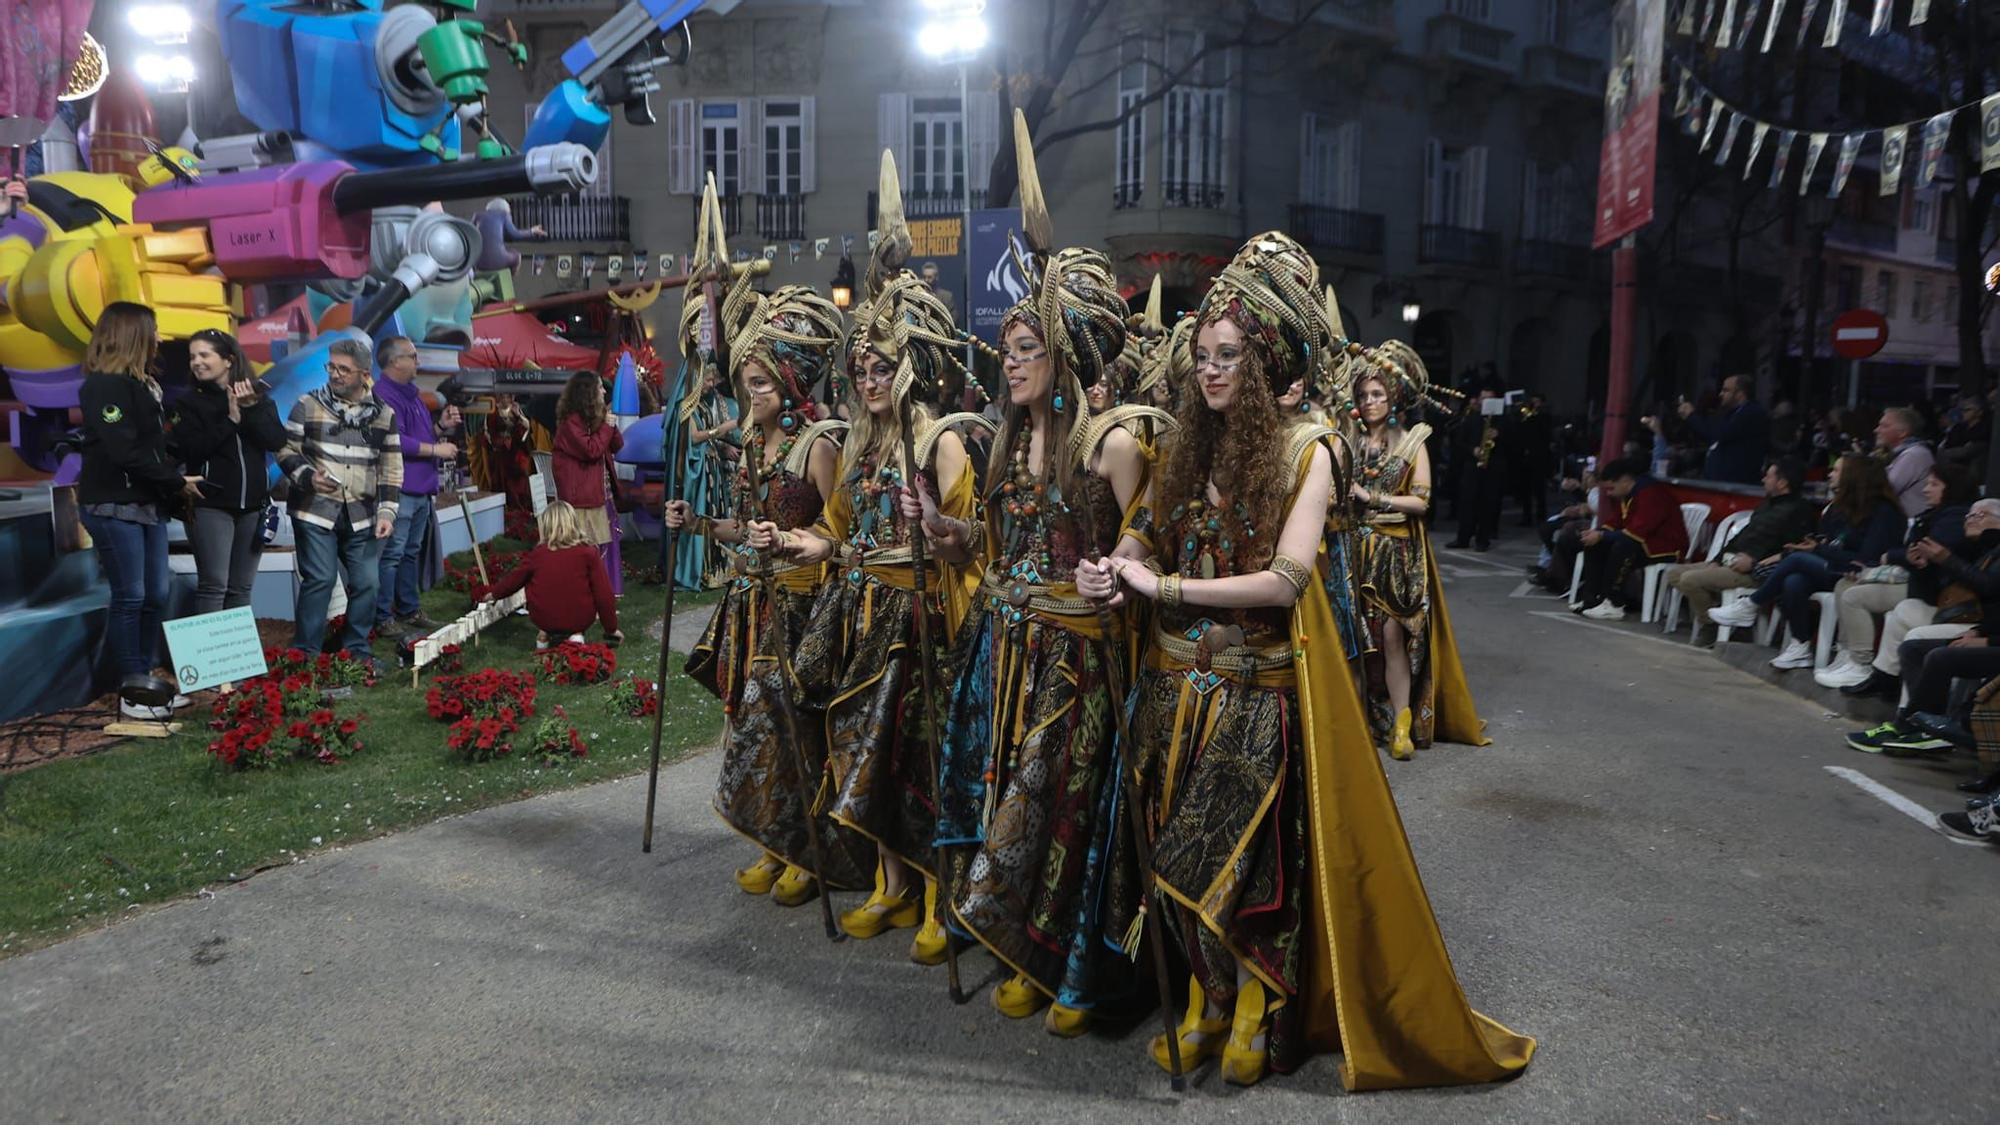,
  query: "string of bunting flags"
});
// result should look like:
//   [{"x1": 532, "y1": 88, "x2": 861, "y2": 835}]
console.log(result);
[
  {"x1": 1672, "y1": 57, "x2": 2000, "y2": 197},
  {"x1": 525, "y1": 230, "x2": 883, "y2": 284},
  {"x1": 1678, "y1": 0, "x2": 1961, "y2": 50}
]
